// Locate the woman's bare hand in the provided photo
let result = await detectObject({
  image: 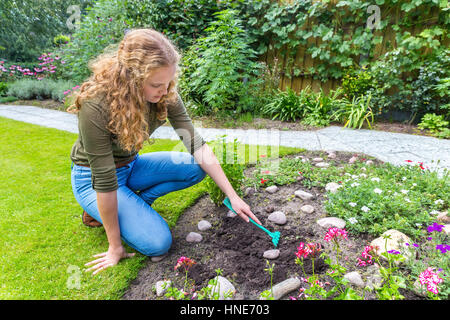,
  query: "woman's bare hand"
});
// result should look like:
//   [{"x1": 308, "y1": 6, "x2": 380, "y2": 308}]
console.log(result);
[
  {"x1": 85, "y1": 245, "x2": 135, "y2": 275},
  {"x1": 229, "y1": 195, "x2": 262, "y2": 225}
]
